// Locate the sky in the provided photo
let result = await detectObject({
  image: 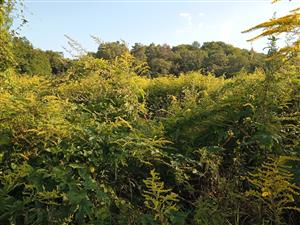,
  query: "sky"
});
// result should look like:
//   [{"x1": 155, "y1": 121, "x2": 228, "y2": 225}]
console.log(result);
[{"x1": 17, "y1": 0, "x2": 299, "y2": 57}]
